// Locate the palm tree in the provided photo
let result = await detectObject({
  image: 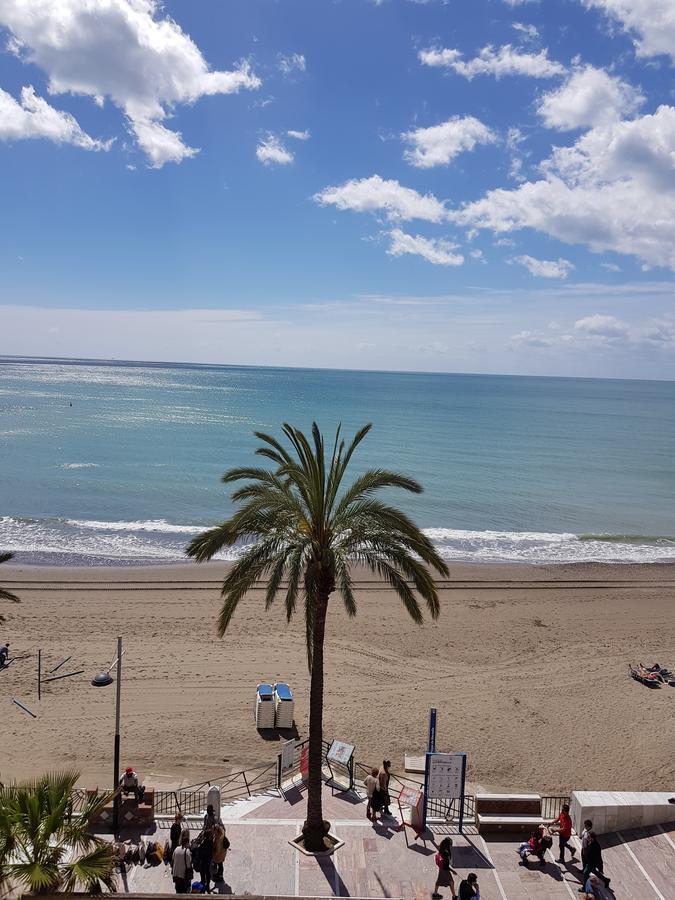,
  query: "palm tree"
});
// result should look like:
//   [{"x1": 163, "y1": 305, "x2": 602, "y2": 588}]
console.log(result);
[
  {"x1": 0, "y1": 552, "x2": 19, "y2": 625},
  {"x1": 0, "y1": 771, "x2": 117, "y2": 895},
  {"x1": 186, "y1": 422, "x2": 449, "y2": 852}
]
